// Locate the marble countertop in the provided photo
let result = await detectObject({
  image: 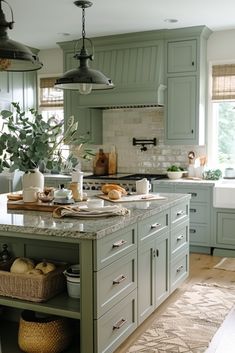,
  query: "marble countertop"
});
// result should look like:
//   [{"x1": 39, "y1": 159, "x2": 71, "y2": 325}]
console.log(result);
[
  {"x1": 152, "y1": 178, "x2": 216, "y2": 186},
  {"x1": 0, "y1": 193, "x2": 190, "y2": 241}
]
